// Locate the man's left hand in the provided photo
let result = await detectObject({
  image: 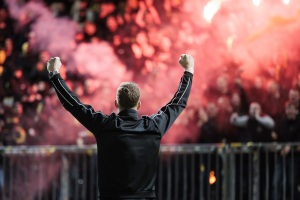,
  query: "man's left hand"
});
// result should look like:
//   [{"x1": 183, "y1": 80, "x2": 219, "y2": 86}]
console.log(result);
[{"x1": 47, "y1": 57, "x2": 62, "y2": 72}]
